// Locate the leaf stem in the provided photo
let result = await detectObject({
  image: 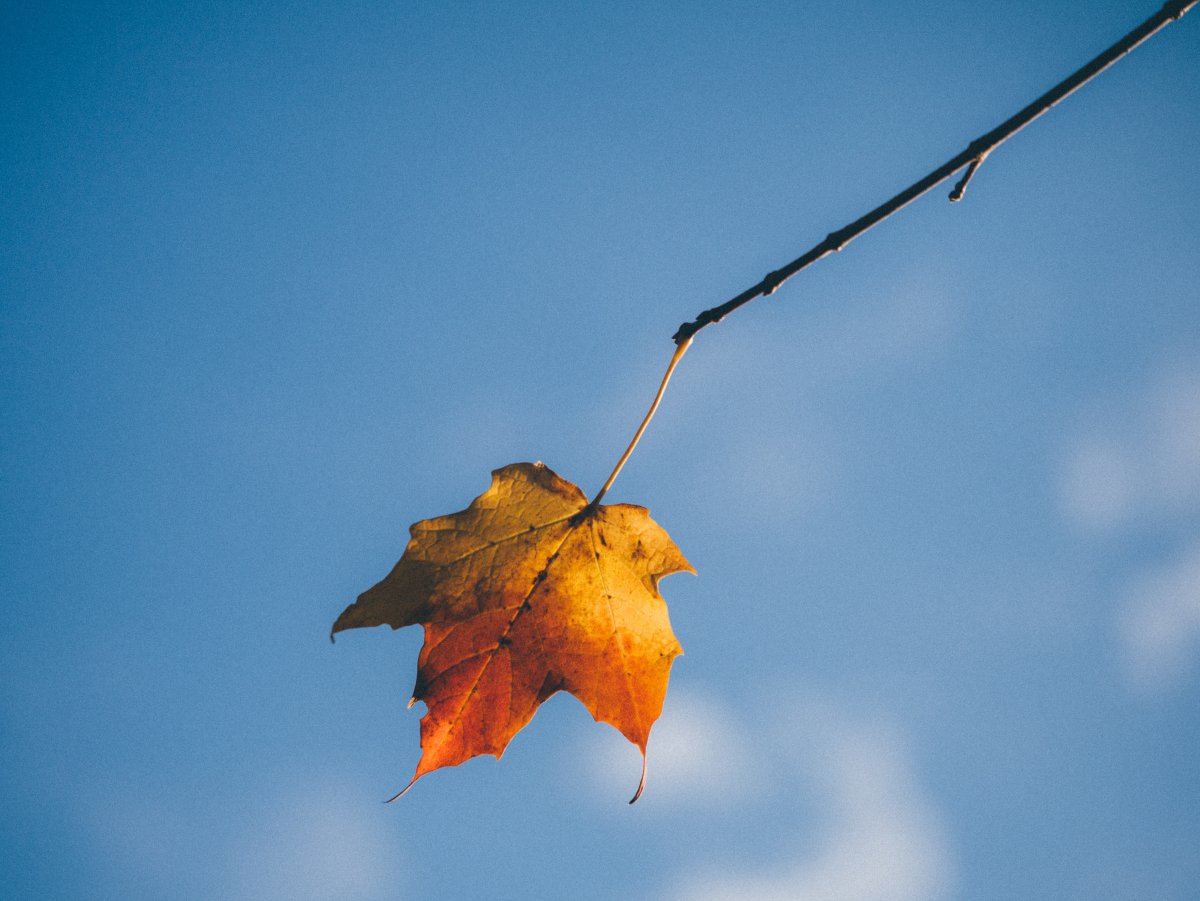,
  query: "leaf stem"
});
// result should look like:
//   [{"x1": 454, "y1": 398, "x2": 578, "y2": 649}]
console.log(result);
[
  {"x1": 590, "y1": 337, "x2": 692, "y2": 506},
  {"x1": 671, "y1": 0, "x2": 1196, "y2": 343}
]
